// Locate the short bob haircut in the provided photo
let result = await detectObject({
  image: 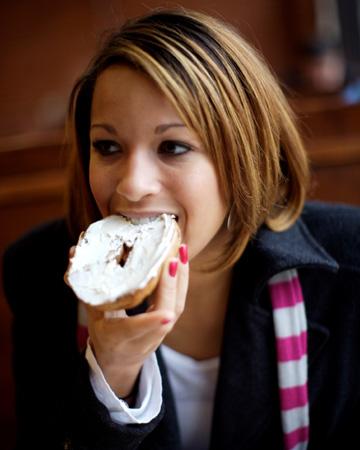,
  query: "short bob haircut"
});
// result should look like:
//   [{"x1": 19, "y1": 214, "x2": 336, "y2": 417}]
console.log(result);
[{"x1": 65, "y1": 8, "x2": 309, "y2": 271}]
